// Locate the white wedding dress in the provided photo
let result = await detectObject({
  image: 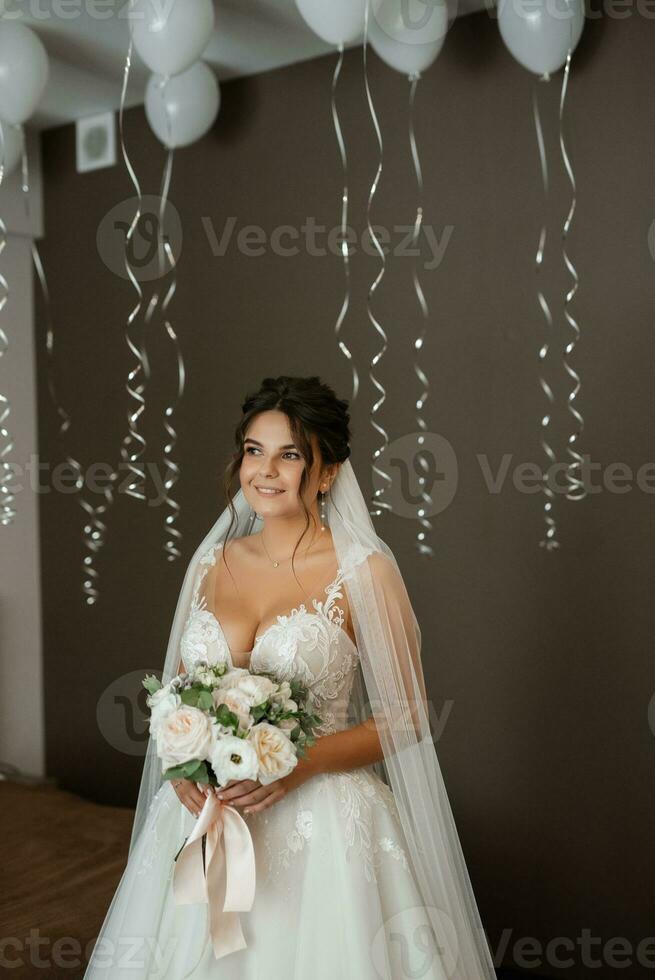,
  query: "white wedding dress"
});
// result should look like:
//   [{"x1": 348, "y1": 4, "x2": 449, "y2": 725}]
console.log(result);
[{"x1": 84, "y1": 541, "x2": 452, "y2": 979}]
